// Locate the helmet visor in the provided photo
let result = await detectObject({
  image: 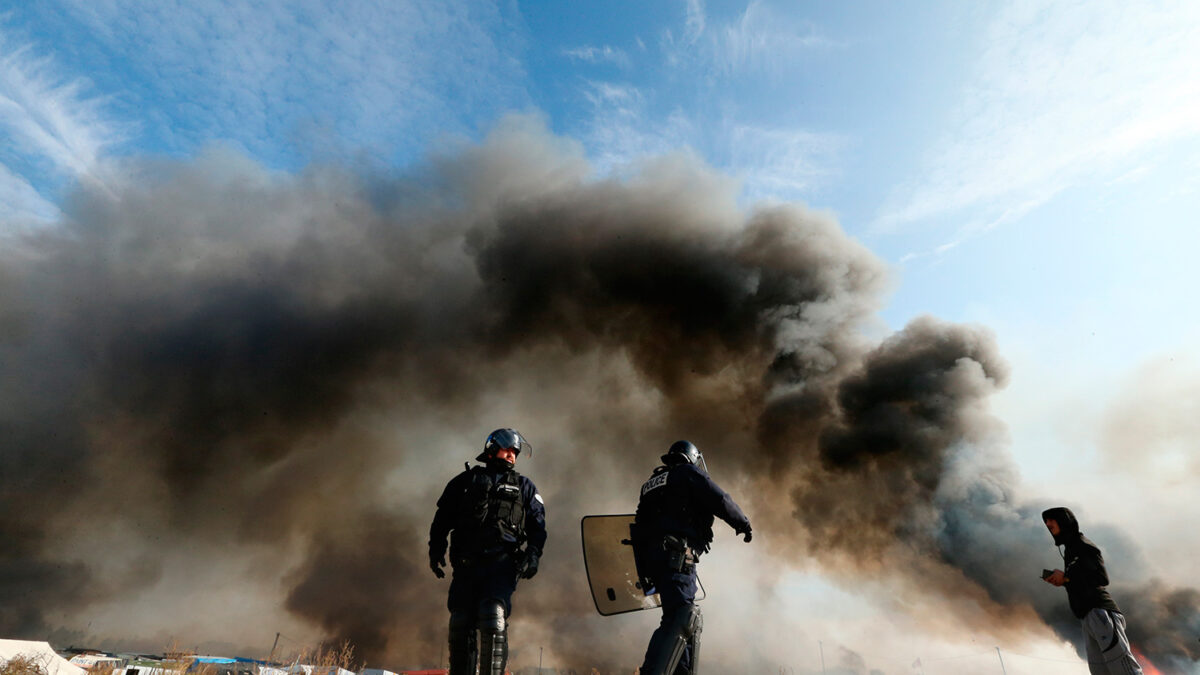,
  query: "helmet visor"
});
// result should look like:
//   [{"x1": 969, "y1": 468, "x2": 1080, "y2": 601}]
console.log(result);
[{"x1": 485, "y1": 428, "x2": 533, "y2": 457}]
